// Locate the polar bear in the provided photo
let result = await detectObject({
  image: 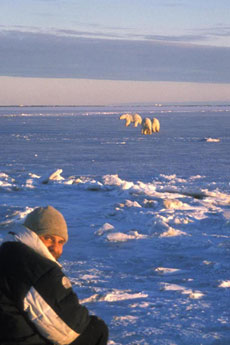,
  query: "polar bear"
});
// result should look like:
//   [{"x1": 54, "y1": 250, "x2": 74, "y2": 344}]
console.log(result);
[
  {"x1": 141, "y1": 117, "x2": 152, "y2": 135},
  {"x1": 119, "y1": 113, "x2": 133, "y2": 127},
  {"x1": 152, "y1": 117, "x2": 160, "y2": 132},
  {"x1": 133, "y1": 113, "x2": 142, "y2": 127}
]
